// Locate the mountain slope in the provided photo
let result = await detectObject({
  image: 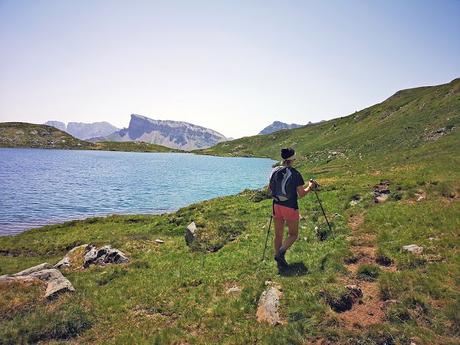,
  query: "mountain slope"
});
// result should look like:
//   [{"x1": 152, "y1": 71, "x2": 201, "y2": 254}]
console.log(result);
[
  {"x1": 199, "y1": 78, "x2": 460, "y2": 161},
  {"x1": 104, "y1": 114, "x2": 227, "y2": 150},
  {"x1": 259, "y1": 120, "x2": 303, "y2": 135},
  {"x1": 1, "y1": 79, "x2": 459, "y2": 344},
  {"x1": 0, "y1": 122, "x2": 94, "y2": 149},
  {"x1": 0, "y1": 123, "x2": 184, "y2": 153},
  {"x1": 45, "y1": 121, "x2": 120, "y2": 140}
]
